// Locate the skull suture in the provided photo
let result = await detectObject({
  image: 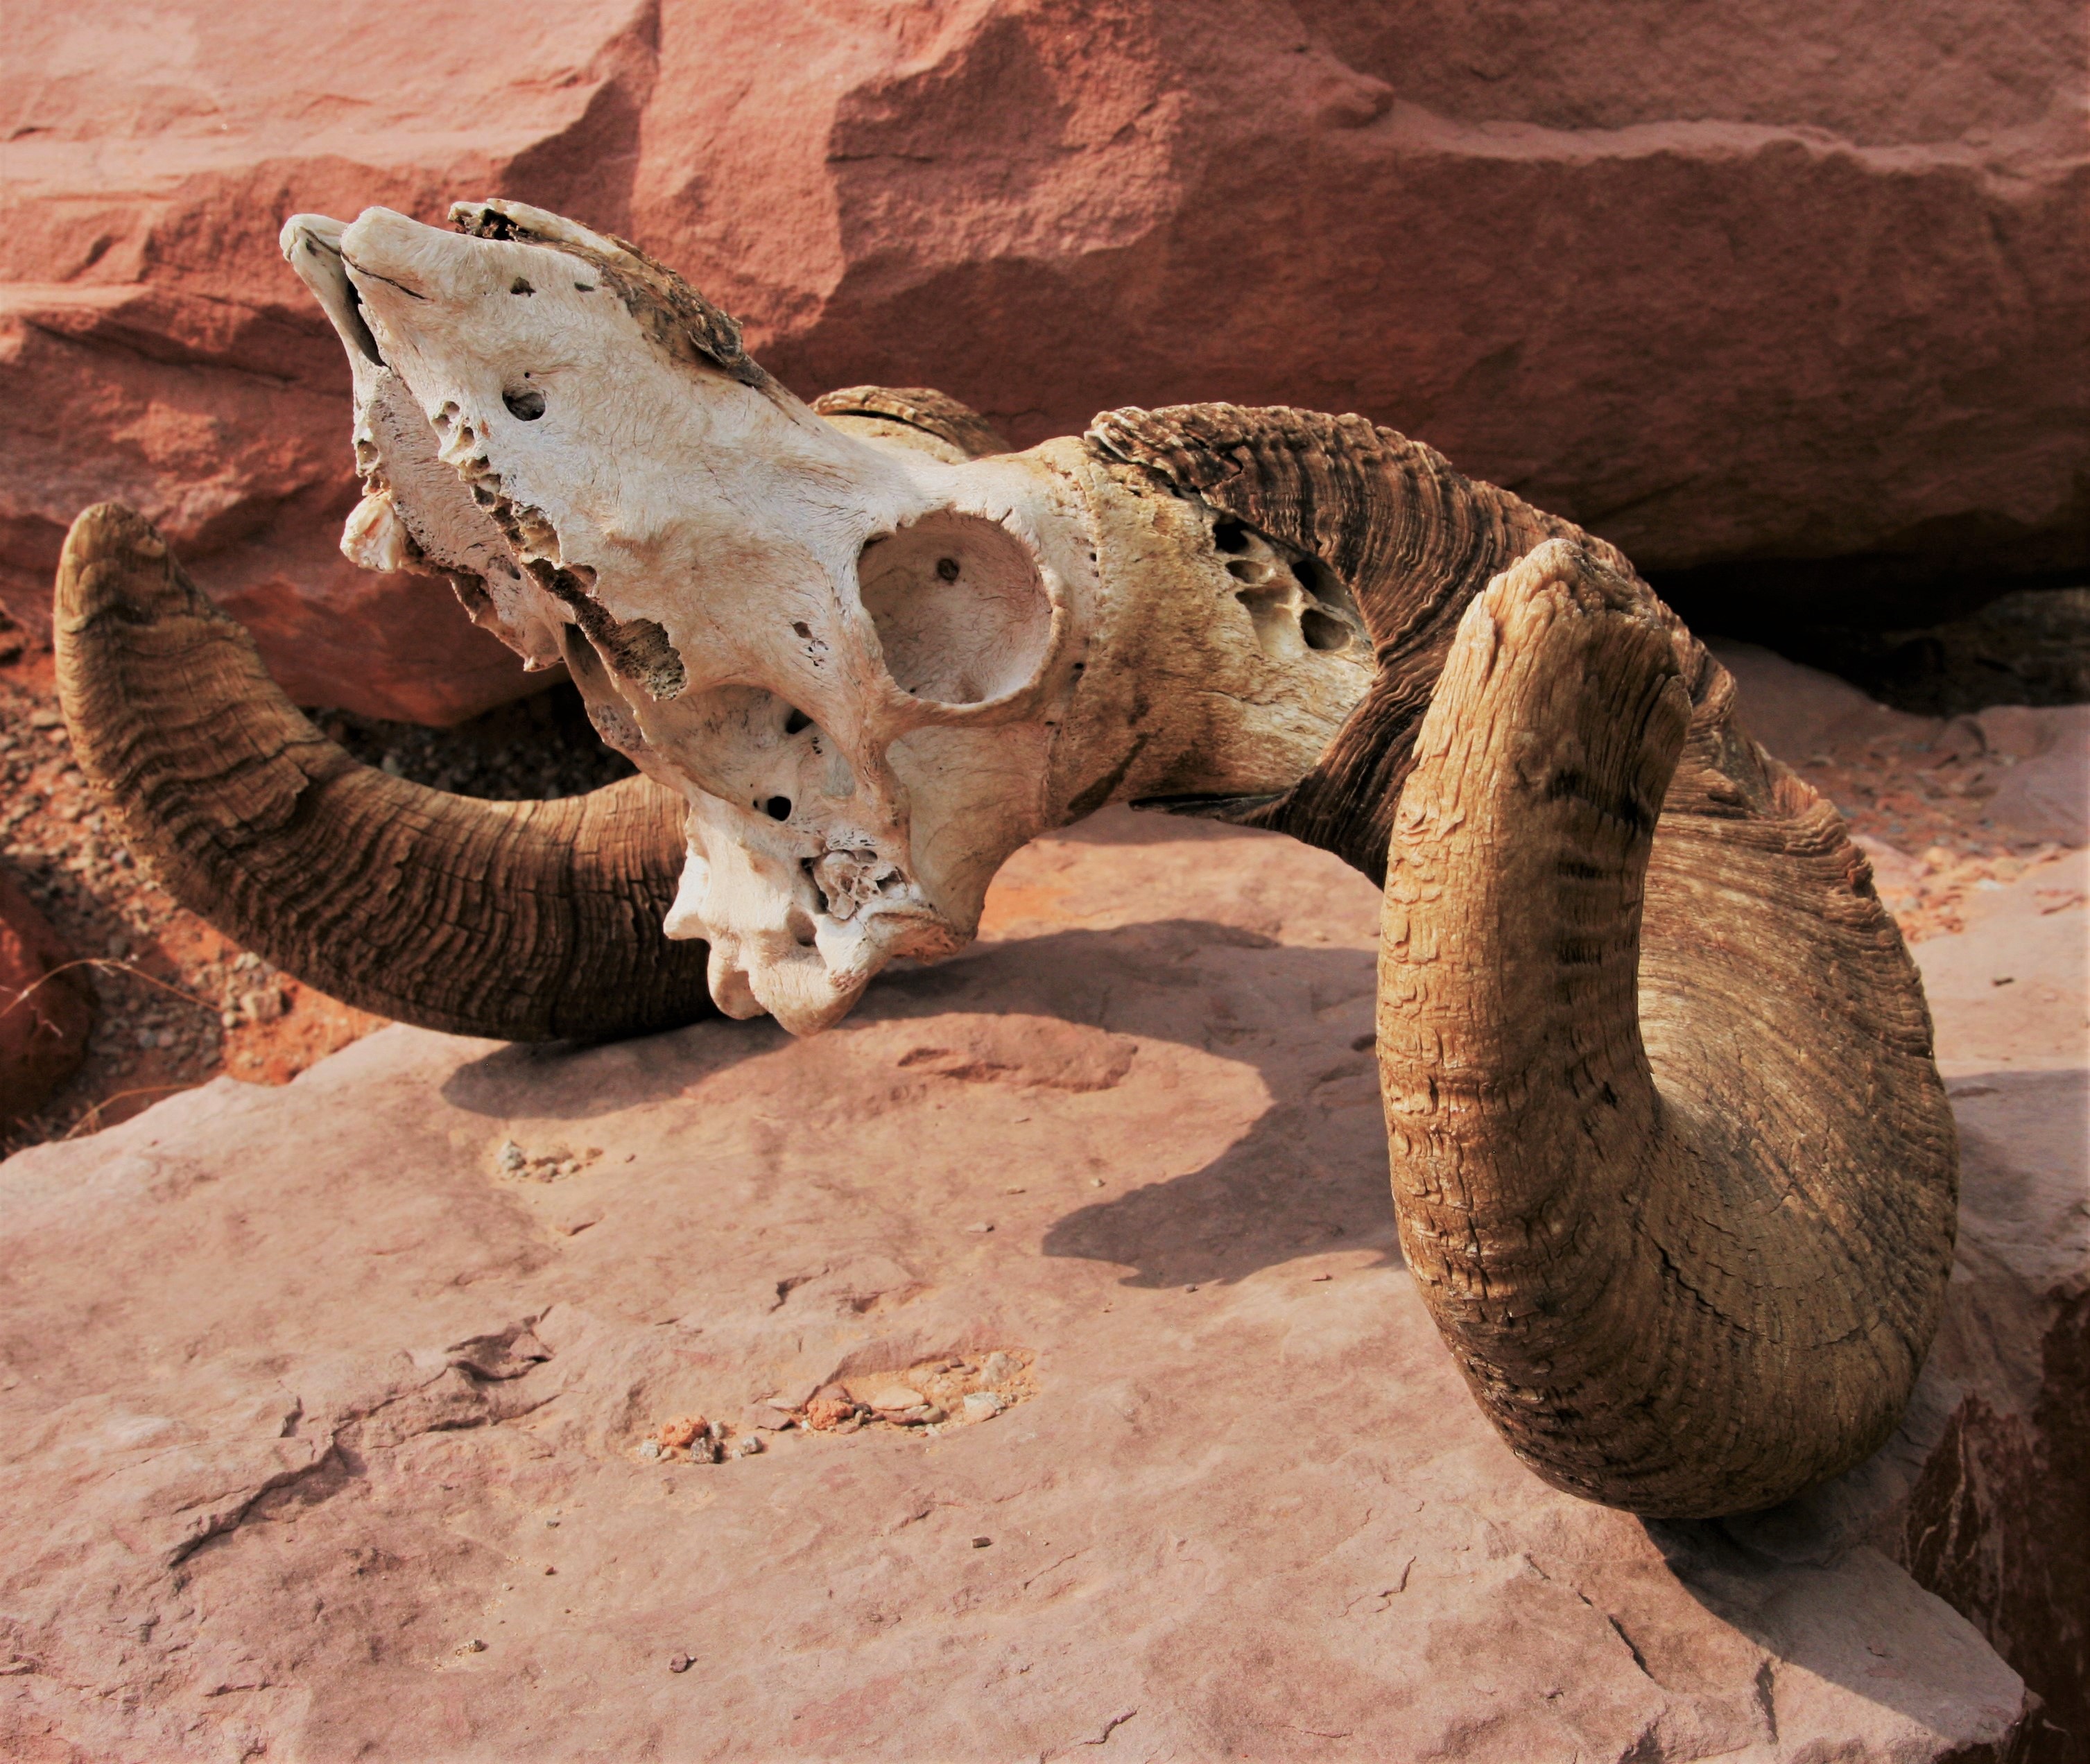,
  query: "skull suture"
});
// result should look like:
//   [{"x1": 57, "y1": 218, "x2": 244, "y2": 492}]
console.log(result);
[{"x1": 282, "y1": 201, "x2": 1371, "y2": 1034}]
